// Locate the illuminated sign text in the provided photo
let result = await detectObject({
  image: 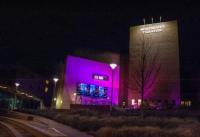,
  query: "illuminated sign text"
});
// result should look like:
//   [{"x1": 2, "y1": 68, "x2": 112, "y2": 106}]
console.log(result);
[
  {"x1": 93, "y1": 74, "x2": 109, "y2": 81},
  {"x1": 140, "y1": 24, "x2": 165, "y2": 34}
]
